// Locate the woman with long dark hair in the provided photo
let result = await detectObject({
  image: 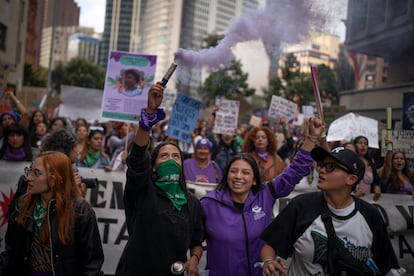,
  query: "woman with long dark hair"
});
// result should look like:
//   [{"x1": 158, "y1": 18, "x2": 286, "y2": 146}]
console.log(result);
[
  {"x1": 200, "y1": 118, "x2": 323, "y2": 276},
  {"x1": 115, "y1": 83, "x2": 204, "y2": 276},
  {"x1": 0, "y1": 122, "x2": 34, "y2": 161}
]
